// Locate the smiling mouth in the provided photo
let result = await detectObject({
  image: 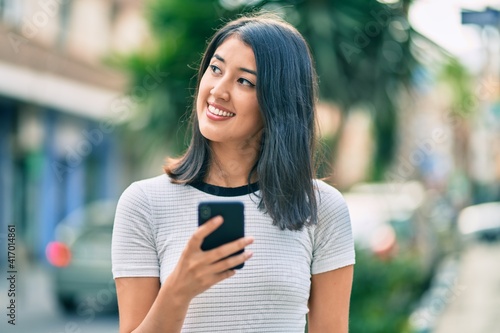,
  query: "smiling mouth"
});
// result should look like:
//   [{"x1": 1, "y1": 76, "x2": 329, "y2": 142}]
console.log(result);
[{"x1": 208, "y1": 104, "x2": 235, "y2": 117}]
